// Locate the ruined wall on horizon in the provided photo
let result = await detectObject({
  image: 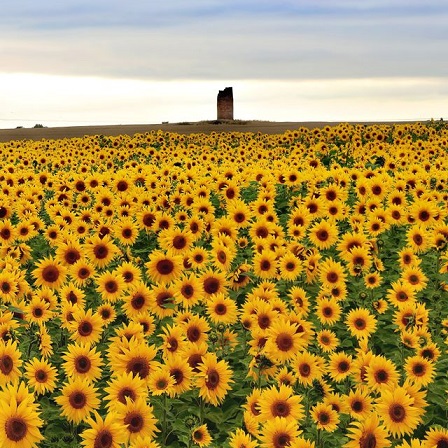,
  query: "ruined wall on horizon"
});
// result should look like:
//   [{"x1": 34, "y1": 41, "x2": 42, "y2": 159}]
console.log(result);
[{"x1": 217, "y1": 87, "x2": 234, "y2": 120}]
